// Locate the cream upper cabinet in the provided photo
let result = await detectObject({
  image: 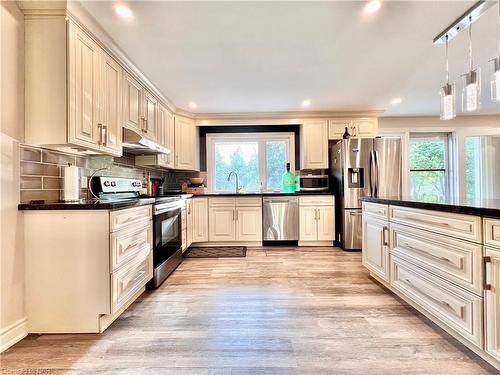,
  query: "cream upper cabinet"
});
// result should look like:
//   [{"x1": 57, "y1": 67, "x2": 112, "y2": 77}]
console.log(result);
[
  {"x1": 68, "y1": 22, "x2": 101, "y2": 150},
  {"x1": 353, "y1": 118, "x2": 378, "y2": 137},
  {"x1": 301, "y1": 120, "x2": 329, "y2": 169},
  {"x1": 99, "y1": 51, "x2": 123, "y2": 156},
  {"x1": 485, "y1": 246, "x2": 500, "y2": 362},
  {"x1": 163, "y1": 110, "x2": 175, "y2": 169},
  {"x1": 175, "y1": 116, "x2": 198, "y2": 171},
  {"x1": 328, "y1": 118, "x2": 378, "y2": 140},
  {"x1": 209, "y1": 207, "x2": 236, "y2": 241},
  {"x1": 142, "y1": 90, "x2": 158, "y2": 141},
  {"x1": 191, "y1": 198, "x2": 209, "y2": 243},
  {"x1": 236, "y1": 206, "x2": 263, "y2": 242},
  {"x1": 362, "y1": 214, "x2": 390, "y2": 282},
  {"x1": 123, "y1": 73, "x2": 143, "y2": 133}
]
